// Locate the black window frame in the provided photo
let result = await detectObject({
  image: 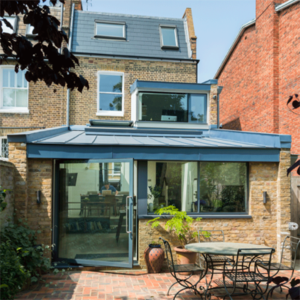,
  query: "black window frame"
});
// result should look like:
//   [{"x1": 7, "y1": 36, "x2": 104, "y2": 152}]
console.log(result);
[
  {"x1": 138, "y1": 91, "x2": 208, "y2": 124},
  {"x1": 144, "y1": 161, "x2": 249, "y2": 217}
]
